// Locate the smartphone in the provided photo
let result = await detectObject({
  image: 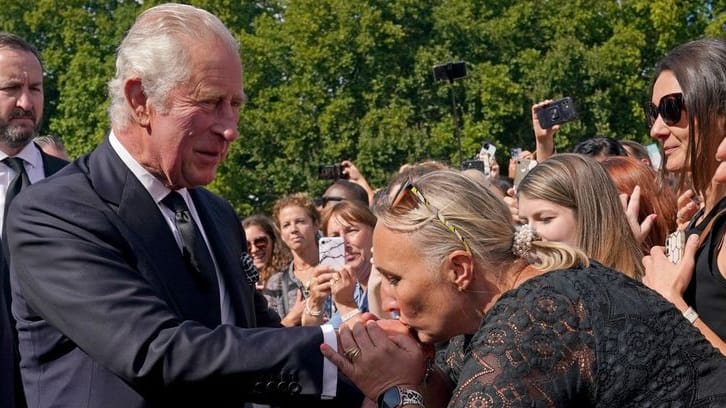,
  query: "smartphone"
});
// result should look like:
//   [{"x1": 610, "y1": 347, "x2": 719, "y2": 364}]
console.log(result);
[
  {"x1": 478, "y1": 142, "x2": 496, "y2": 160},
  {"x1": 536, "y1": 97, "x2": 577, "y2": 129},
  {"x1": 461, "y1": 159, "x2": 489, "y2": 176},
  {"x1": 319, "y1": 236, "x2": 345, "y2": 271},
  {"x1": 513, "y1": 158, "x2": 537, "y2": 189},
  {"x1": 511, "y1": 147, "x2": 523, "y2": 160},
  {"x1": 665, "y1": 230, "x2": 686, "y2": 264},
  {"x1": 318, "y1": 236, "x2": 344, "y2": 317},
  {"x1": 317, "y1": 164, "x2": 347, "y2": 180}
]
